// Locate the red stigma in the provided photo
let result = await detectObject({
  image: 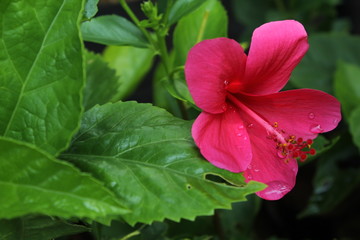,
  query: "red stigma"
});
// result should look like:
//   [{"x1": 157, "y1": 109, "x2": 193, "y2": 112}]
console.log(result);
[{"x1": 268, "y1": 122, "x2": 317, "y2": 163}]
